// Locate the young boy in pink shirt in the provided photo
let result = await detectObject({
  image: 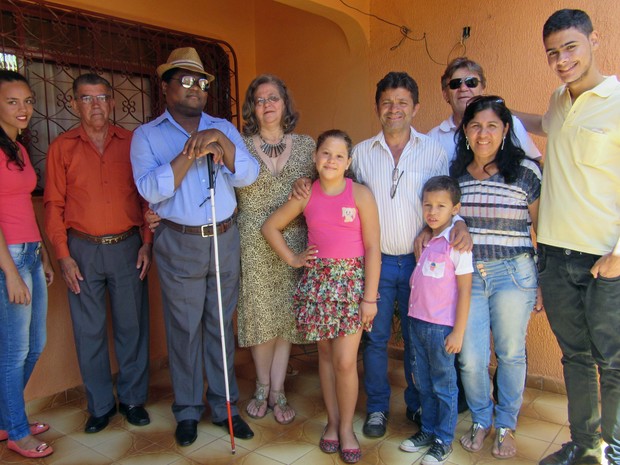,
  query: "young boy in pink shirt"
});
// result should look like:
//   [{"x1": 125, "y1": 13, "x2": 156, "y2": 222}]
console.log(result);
[{"x1": 399, "y1": 176, "x2": 473, "y2": 465}]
